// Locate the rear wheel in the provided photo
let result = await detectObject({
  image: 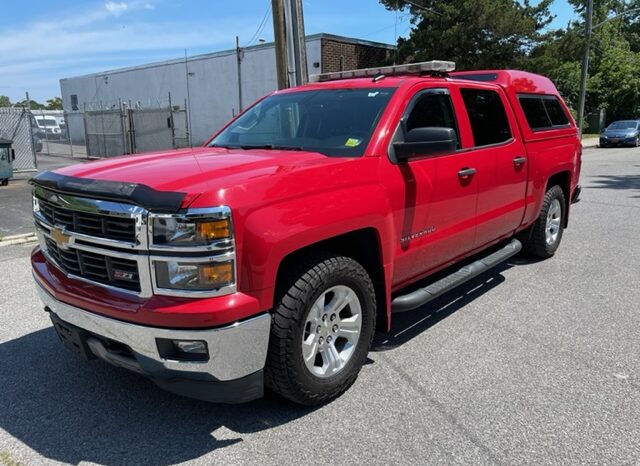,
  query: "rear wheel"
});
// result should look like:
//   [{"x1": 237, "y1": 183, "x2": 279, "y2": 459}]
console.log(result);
[
  {"x1": 522, "y1": 185, "x2": 566, "y2": 259},
  {"x1": 265, "y1": 255, "x2": 376, "y2": 405}
]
